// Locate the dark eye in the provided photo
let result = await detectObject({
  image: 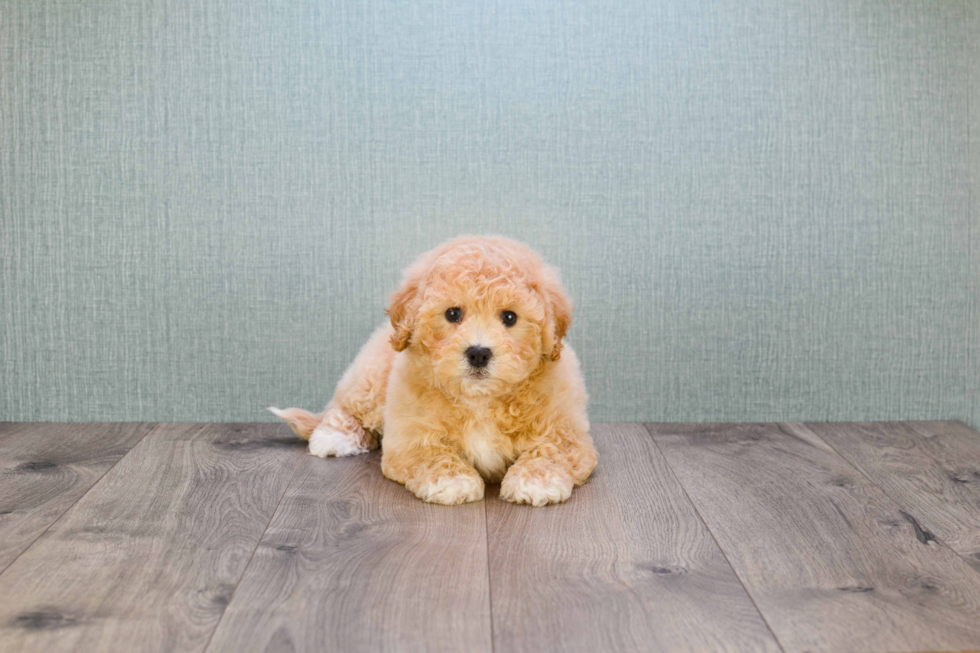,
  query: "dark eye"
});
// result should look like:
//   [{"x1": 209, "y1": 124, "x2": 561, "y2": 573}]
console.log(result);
[
  {"x1": 445, "y1": 307, "x2": 462, "y2": 323},
  {"x1": 501, "y1": 310, "x2": 517, "y2": 327}
]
